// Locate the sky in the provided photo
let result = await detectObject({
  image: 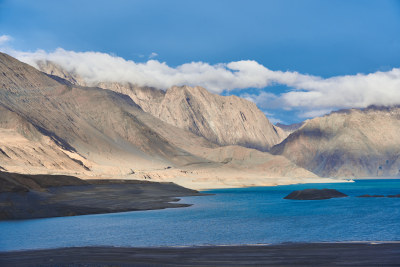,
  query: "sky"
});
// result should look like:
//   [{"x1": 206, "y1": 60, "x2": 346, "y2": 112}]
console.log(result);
[{"x1": 1, "y1": 0, "x2": 400, "y2": 124}]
